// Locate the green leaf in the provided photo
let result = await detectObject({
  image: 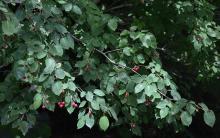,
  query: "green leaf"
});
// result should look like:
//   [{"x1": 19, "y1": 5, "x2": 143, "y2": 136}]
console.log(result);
[
  {"x1": 44, "y1": 58, "x2": 56, "y2": 74},
  {"x1": 137, "y1": 54, "x2": 145, "y2": 64},
  {"x1": 72, "y1": 5, "x2": 82, "y2": 15},
  {"x1": 94, "y1": 89, "x2": 105, "y2": 96},
  {"x1": 36, "y1": 51, "x2": 47, "y2": 59},
  {"x1": 55, "y1": 69, "x2": 65, "y2": 79},
  {"x1": 157, "y1": 81, "x2": 165, "y2": 91},
  {"x1": 127, "y1": 96, "x2": 137, "y2": 106},
  {"x1": 170, "y1": 90, "x2": 181, "y2": 100},
  {"x1": 38, "y1": 73, "x2": 48, "y2": 82},
  {"x1": 204, "y1": 110, "x2": 215, "y2": 127},
  {"x1": 77, "y1": 117, "x2": 85, "y2": 129},
  {"x1": 86, "y1": 92, "x2": 94, "y2": 102},
  {"x1": 108, "y1": 18, "x2": 118, "y2": 31},
  {"x1": 109, "y1": 107, "x2": 118, "y2": 121},
  {"x1": 140, "y1": 34, "x2": 151, "y2": 48},
  {"x1": 51, "y1": 6, "x2": 62, "y2": 15},
  {"x1": 135, "y1": 83, "x2": 145, "y2": 93},
  {"x1": 156, "y1": 100, "x2": 168, "y2": 109},
  {"x1": 79, "y1": 101, "x2": 87, "y2": 108},
  {"x1": 144, "y1": 84, "x2": 157, "y2": 96},
  {"x1": 52, "y1": 81, "x2": 63, "y2": 95},
  {"x1": 14, "y1": 67, "x2": 26, "y2": 80},
  {"x1": 80, "y1": 91, "x2": 86, "y2": 98},
  {"x1": 0, "y1": 93, "x2": 5, "y2": 102},
  {"x1": 67, "y1": 106, "x2": 75, "y2": 114},
  {"x1": 63, "y1": 3, "x2": 72, "y2": 12},
  {"x1": 160, "y1": 107, "x2": 169, "y2": 118},
  {"x1": 123, "y1": 47, "x2": 132, "y2": 56},
  {"x1": 78, "y1": 110, "x2": 86, "y2": 119},
  {"x1": 180, "y1": 111, "x2": 192, "y2": 126},
  {"x1": 19, "y1": 121, "x2": 29, "y2": 136},
  {"x1": 86, "y1": 115, "x2": 95, "y2": 129},
  {"x1": 57, "y1": 0, "x2": 67, "y2": 4},
  {"x1": 155, "y1": 64, "x2": 161, "y2": 72},
  {"x1": 137, "y1": 93, "x2": 146, "y2": 104},
  {"x1": 119, "y1": 89, "x2": 126, "y2": 95},
  {"x1": 132, "y1": 126, "x2": 142, "y2": 136},
  {"x1": 199, "y1": 103, "x2": 209, "y2": 112},
  {"x1": 60, "y1": 35, "x2": 74, "y2": 49},
  {"x1": 99, "y1": 116, "x2": 109, "y2": 131},
  {"x1": 186, "y1": 103, "x2": 196, "y2": 115},
  {"x1": 65, "y1": 95, "x2": 71, "y2": 103},
  {"x1": 54, "y1": 44, "x2": 64, "y2": 56},
  {"x1": 2, "y1": 19, "x2": 21, "y2": 35},
  {"x1": 55, "y1": 24, "x2": 67, "y2": 34},
  {"x1": 29, "y1": 61, "x2": 39, "y2": 73},
  {"x1": 68, "y1": 82, "x2": 76, "y2": 91},
  {"x1": 91, "y1": 100, "x2": 100, "y2": 110},
  {"x1": 33, "y1": 93, "x2": 42, "y2": 110}
]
